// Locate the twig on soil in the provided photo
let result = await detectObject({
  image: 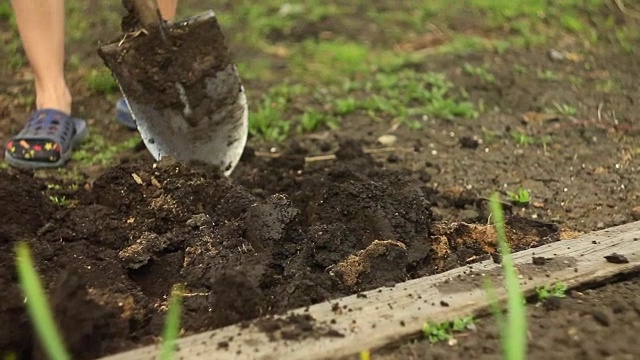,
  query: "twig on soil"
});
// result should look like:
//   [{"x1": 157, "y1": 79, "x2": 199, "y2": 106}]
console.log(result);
[{"x1": 254, "y1": 147, "x2": 416, "y2": 163}]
